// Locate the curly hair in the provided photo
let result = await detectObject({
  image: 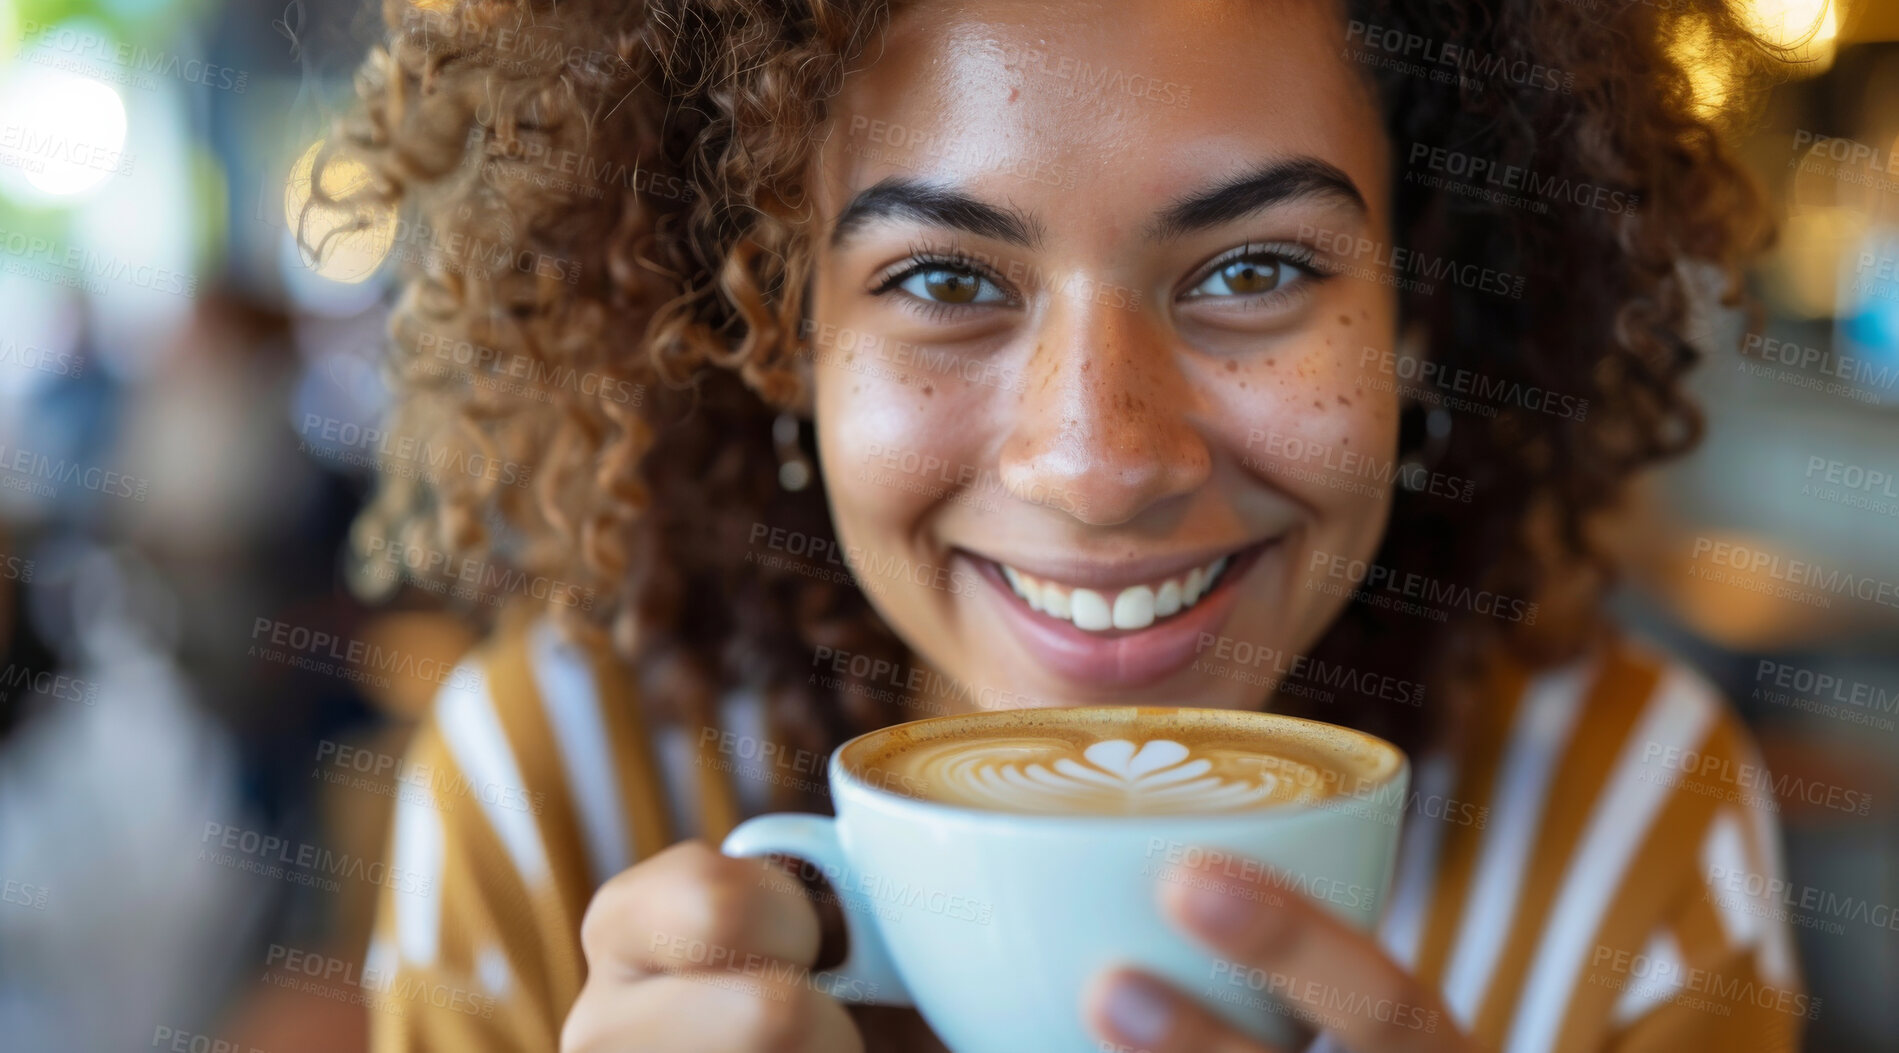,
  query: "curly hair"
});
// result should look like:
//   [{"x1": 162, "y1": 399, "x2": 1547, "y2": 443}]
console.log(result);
[{"x1": 312, "y1": 0, "x2": 1774, "y2": 801}]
